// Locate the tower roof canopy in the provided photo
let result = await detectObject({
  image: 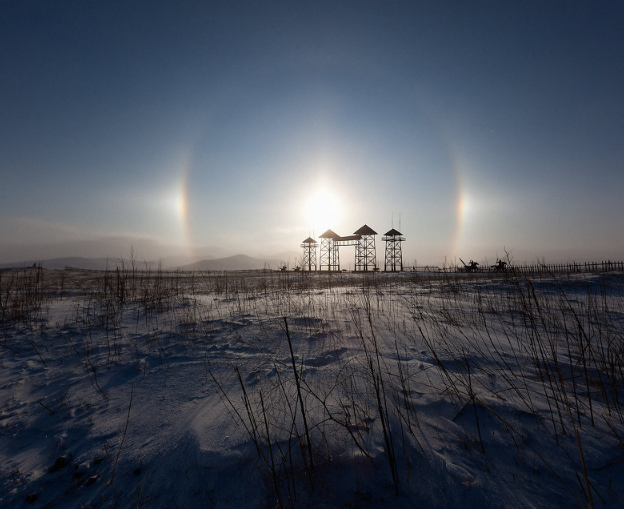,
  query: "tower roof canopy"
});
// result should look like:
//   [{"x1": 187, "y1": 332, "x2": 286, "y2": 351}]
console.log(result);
[
  {"x1": 302, "y1": 237, "x2": 317, "y2": 244},
  {"x1": 319, "y1": 229, "x2": 340, "y2": 239},
  {"x1": 354, "y1": 224, "x2": 377, "y2": 236},
  {"x1": 384, "y1": 228, "x2": 403, "y2": 236}
]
